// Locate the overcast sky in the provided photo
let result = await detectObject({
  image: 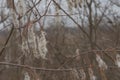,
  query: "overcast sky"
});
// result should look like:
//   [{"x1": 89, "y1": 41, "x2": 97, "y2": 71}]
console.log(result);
[{"x1": 0, "y1": 0, "x2": 120, "y2": 29}]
